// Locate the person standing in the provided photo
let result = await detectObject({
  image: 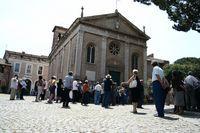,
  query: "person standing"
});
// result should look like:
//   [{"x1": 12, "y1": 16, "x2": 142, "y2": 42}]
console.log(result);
[
  {"x1": 127, "y1": 69, "x2": 141, "y2": 113},
  {"x1": 184, "y1": 71, "x2": 199, "y2": 111},
  {"x1": 63, "y1": 71, "x2": 73, "y2": 108},
  {"x1": 56, "y1": 79, "x2": 63, "y2": 103},
  {"x1": 41, "y1": 79, "x2": 47, "y2": 100},
  {"x1": 172, "y1": 70, "x2": 185, "y2": 115},
  {"x1": 103, "y1": 74, "x2": 113, "y2": 108},
  {"x1": 137, "y1": 80, "x2": 144, "y2": 109},
  {"x1": 151, "y1": 61, "x2": 165, "y2": 117},
  {"x1": 20, "y1": 78, "x2": 27, "y2": 100},
  {"x1": 94, "y1": 82, "x2": 102, "y2": 105},
  {"x1": 82, "y1": 80, "x2": 90, "y2": 106},
  {"x1": 36, "y1": 76, "x2": 44, "y2": 102},
  {"x1": 72, "y1": 78, "x2": 78, "y2": 104},
  {"x1": 47, "y1": 76, "x2": 57, "y2": 104},
  {"x1": 10, "y1": 75, "x2": 18, "y2": 100}
]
